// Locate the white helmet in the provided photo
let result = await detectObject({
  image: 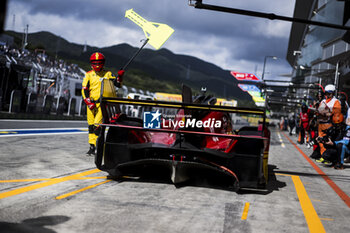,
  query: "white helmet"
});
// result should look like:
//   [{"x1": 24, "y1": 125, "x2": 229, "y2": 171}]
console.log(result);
[{"x1": 324, "y1": 84, "x2": 335, "y2": 93}]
